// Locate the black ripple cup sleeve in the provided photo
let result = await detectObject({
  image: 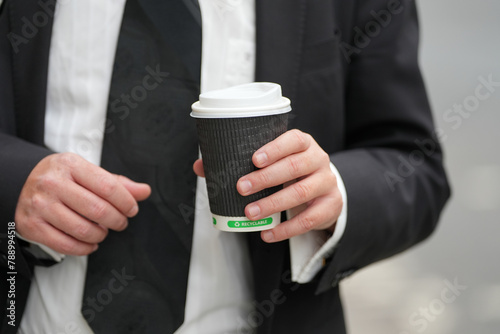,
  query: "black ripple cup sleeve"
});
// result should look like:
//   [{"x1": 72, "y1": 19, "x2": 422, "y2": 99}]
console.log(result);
[{"x1": 191, "y1": 83, "x2": 291, "y2": 232}]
